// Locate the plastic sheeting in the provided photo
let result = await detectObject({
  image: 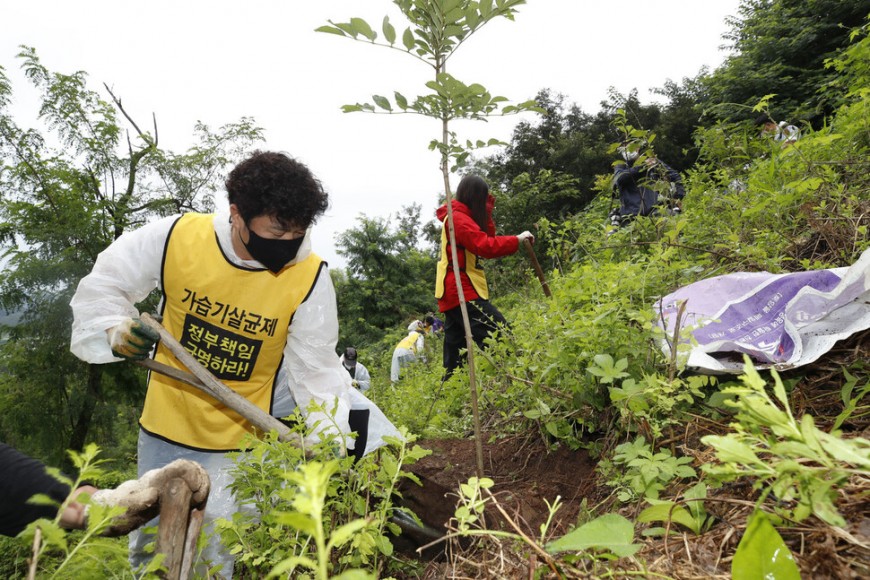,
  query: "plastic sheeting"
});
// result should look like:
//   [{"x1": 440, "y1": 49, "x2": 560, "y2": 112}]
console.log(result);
[{"x1": 654, "y1": 248, "x2": 870, "y2": 373}]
